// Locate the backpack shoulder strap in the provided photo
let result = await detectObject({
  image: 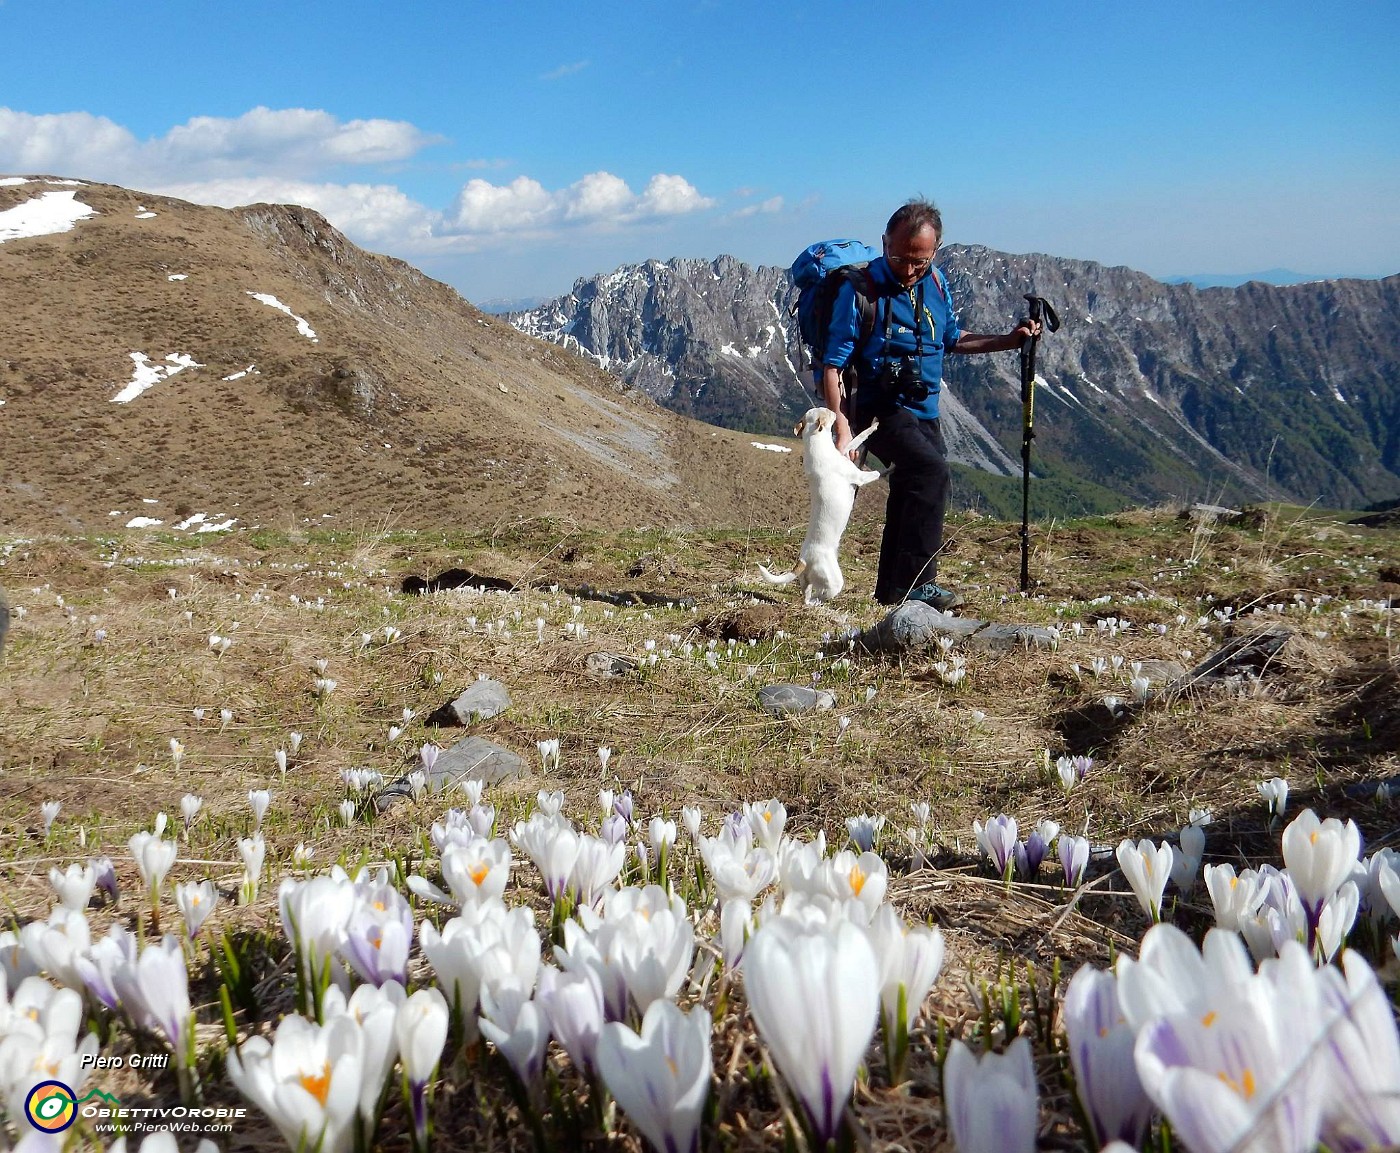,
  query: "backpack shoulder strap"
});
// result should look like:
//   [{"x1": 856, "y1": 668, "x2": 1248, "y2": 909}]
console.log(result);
[{"x1": 840, "y1": 264, "x2": 879, "y2": 344}]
